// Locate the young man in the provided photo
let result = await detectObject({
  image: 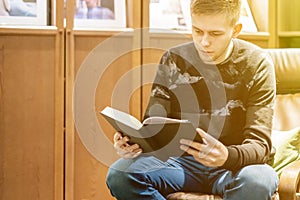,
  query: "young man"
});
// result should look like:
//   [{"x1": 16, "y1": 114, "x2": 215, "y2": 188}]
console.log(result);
[{"x1": 106, "y1": 0, "x2": 279, "y2": 199}]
